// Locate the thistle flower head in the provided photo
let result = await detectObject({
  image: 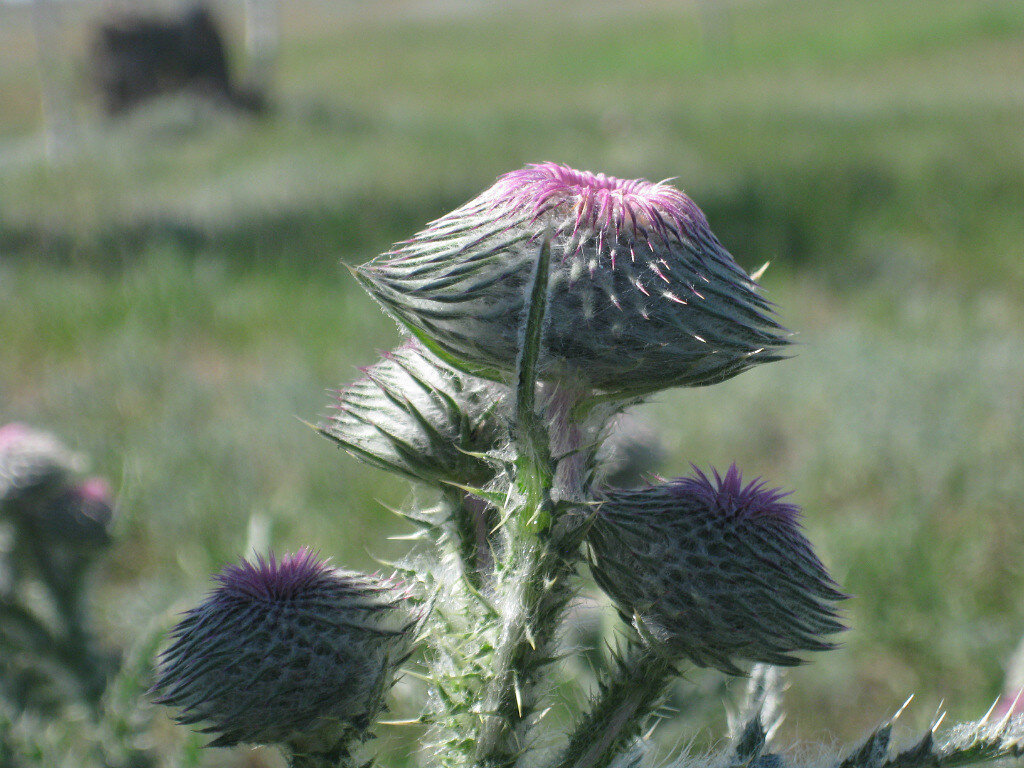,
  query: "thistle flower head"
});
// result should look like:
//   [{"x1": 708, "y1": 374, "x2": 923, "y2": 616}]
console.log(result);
[
  {"x1": 153, "y1": 549, "x2": 416, "y2": 755},
  {"x1": 319, "y1": 340, "x2": 508, "y2": 488},
  {"x1": 0, "y1": 423, "x2": 82, "y2": 508},
  {"x1": 586, "y1": 464, "x2": 846, "y2": 674},
  {"x1": 357, "y1": 162, "x2": 788, "y2": 396}
]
